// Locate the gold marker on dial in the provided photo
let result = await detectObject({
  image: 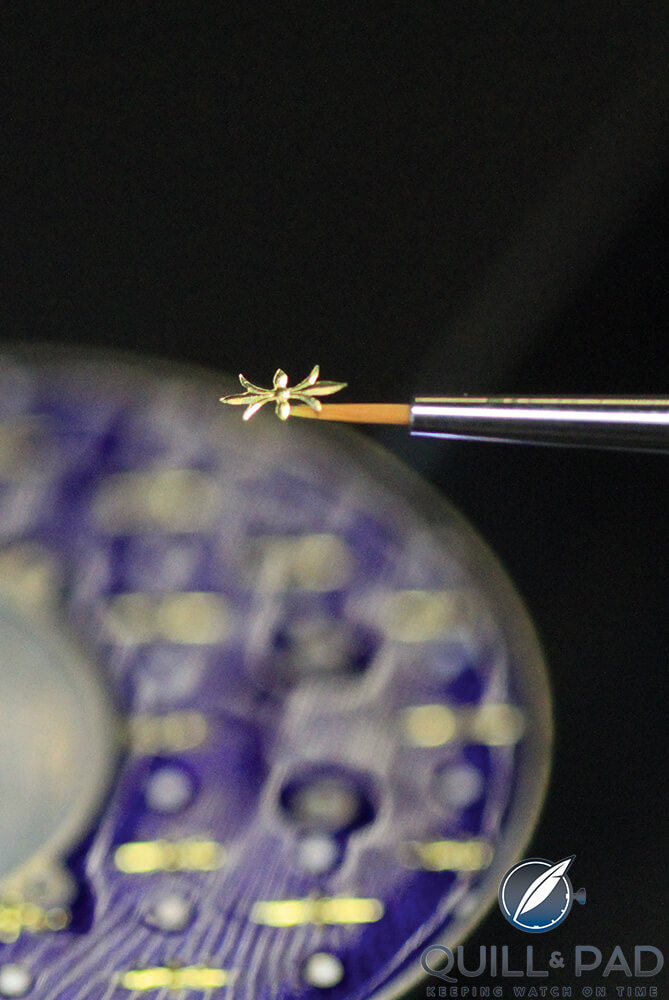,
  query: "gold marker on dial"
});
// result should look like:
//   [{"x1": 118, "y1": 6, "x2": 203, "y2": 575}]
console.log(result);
[{"x1": 220, "y1": 366, "x2": 347, "y2": 421}]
